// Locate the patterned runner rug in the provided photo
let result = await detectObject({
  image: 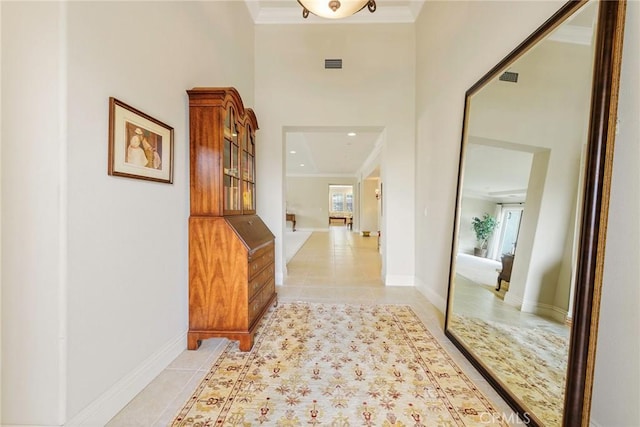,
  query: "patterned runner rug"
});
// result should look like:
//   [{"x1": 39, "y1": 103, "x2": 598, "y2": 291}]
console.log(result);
[{"x1": 173, "y1": 303, "x2": 507, "y2": 426}]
